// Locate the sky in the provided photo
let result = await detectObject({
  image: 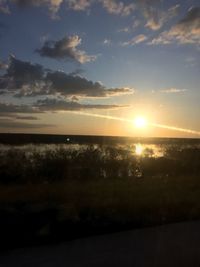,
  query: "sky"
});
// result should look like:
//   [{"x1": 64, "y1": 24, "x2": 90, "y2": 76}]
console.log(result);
[{"x1": 0, "y1": 0, "x2": 199, "y2": 137}]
